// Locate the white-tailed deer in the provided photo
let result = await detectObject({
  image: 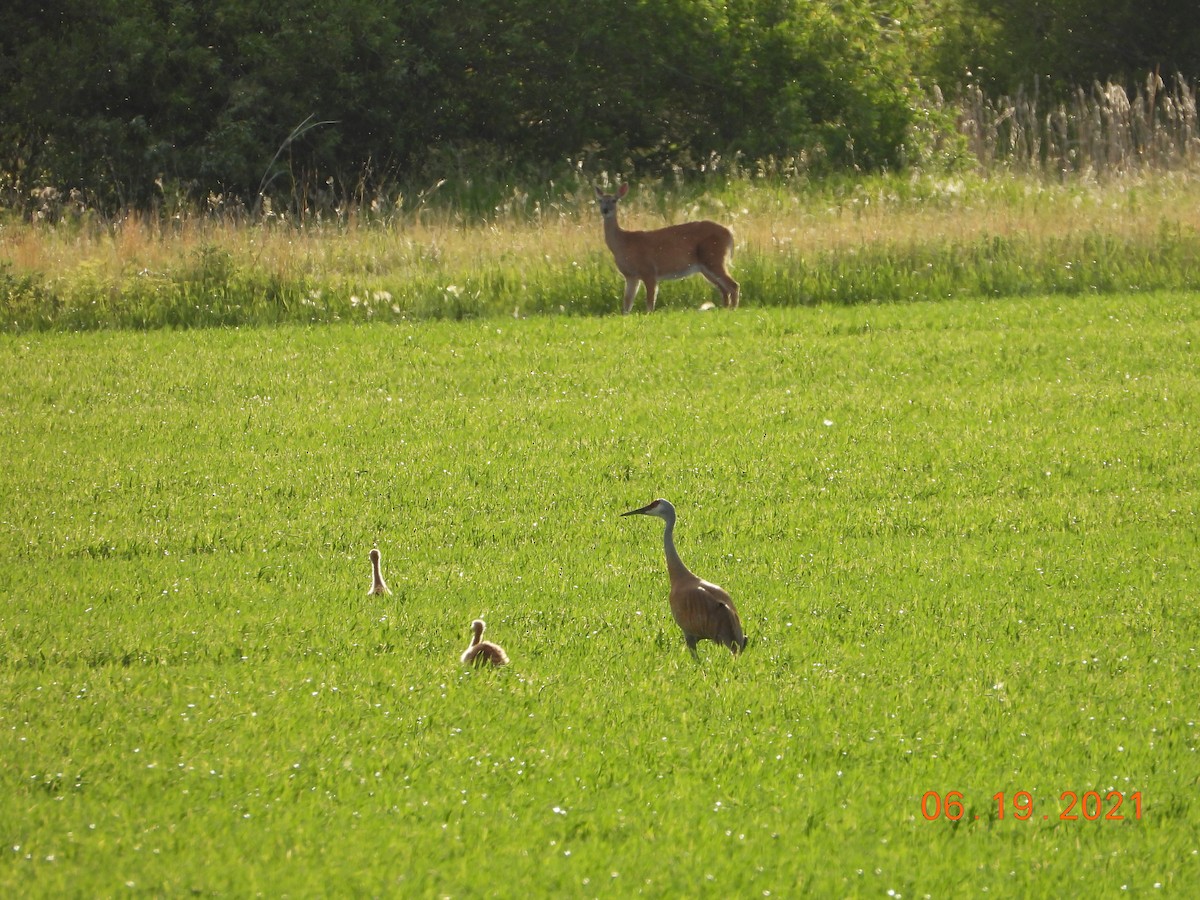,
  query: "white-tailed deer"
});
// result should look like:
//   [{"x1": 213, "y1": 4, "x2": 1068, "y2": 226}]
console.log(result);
[{"x1": 594, "y1": 184, "x2": 739, "y2": 314}]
